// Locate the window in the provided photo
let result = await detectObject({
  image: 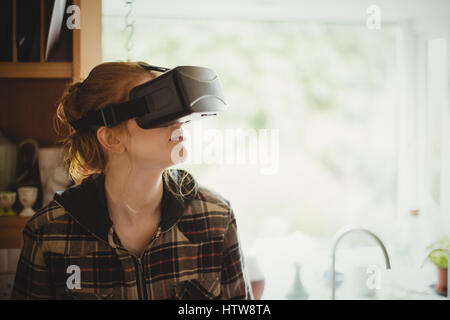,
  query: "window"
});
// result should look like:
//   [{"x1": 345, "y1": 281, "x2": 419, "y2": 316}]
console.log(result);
[
  {"x1": 103, "y1": 7, "x2": 398, "y2": 245},
  {"x1": 102, "y1": 0, "x2": 450, "y2": 299}
]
